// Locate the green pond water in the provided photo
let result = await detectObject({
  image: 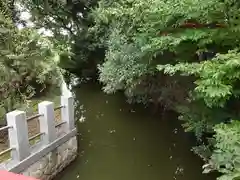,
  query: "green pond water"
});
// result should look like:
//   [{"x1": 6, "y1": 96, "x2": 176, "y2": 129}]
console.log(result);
[{"x1": 55, "y1": 82, "x2": 215, "y2": 180}]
